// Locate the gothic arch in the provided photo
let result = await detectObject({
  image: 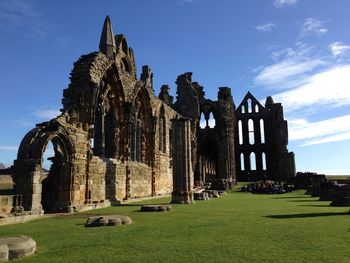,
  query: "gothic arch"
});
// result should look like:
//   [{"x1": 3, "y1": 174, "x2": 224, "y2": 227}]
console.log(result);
[
  {"x1": 129, "y1": 84, "x2": 153, "y2": 164},
  {"x1": 14, "y1": 120, "x2": 75, "y2": 214},
  {"x1": 92, "y1": 63, "x2": 126, "y2": 159}
]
